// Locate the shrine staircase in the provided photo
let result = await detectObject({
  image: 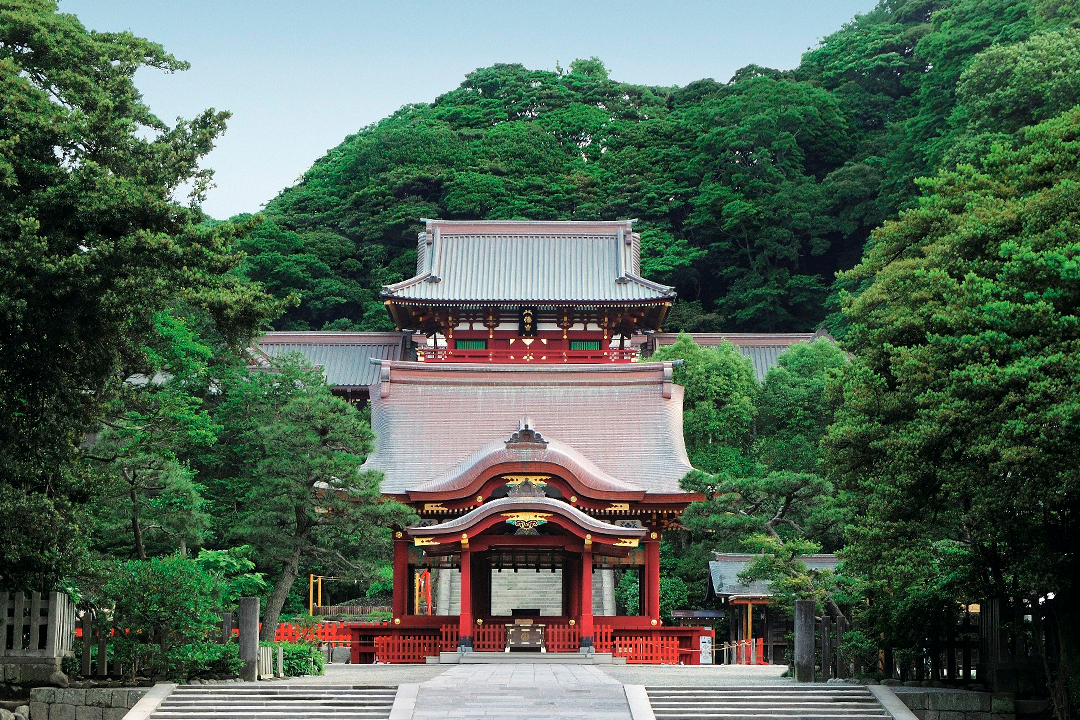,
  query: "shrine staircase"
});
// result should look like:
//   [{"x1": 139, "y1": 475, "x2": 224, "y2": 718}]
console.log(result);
[
  {"x1": 644, "y1": 685, "x2": 893, "y2": 720},
  {"x1": 145, "y1": 684, "x2": 396, "y2": 720}
]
